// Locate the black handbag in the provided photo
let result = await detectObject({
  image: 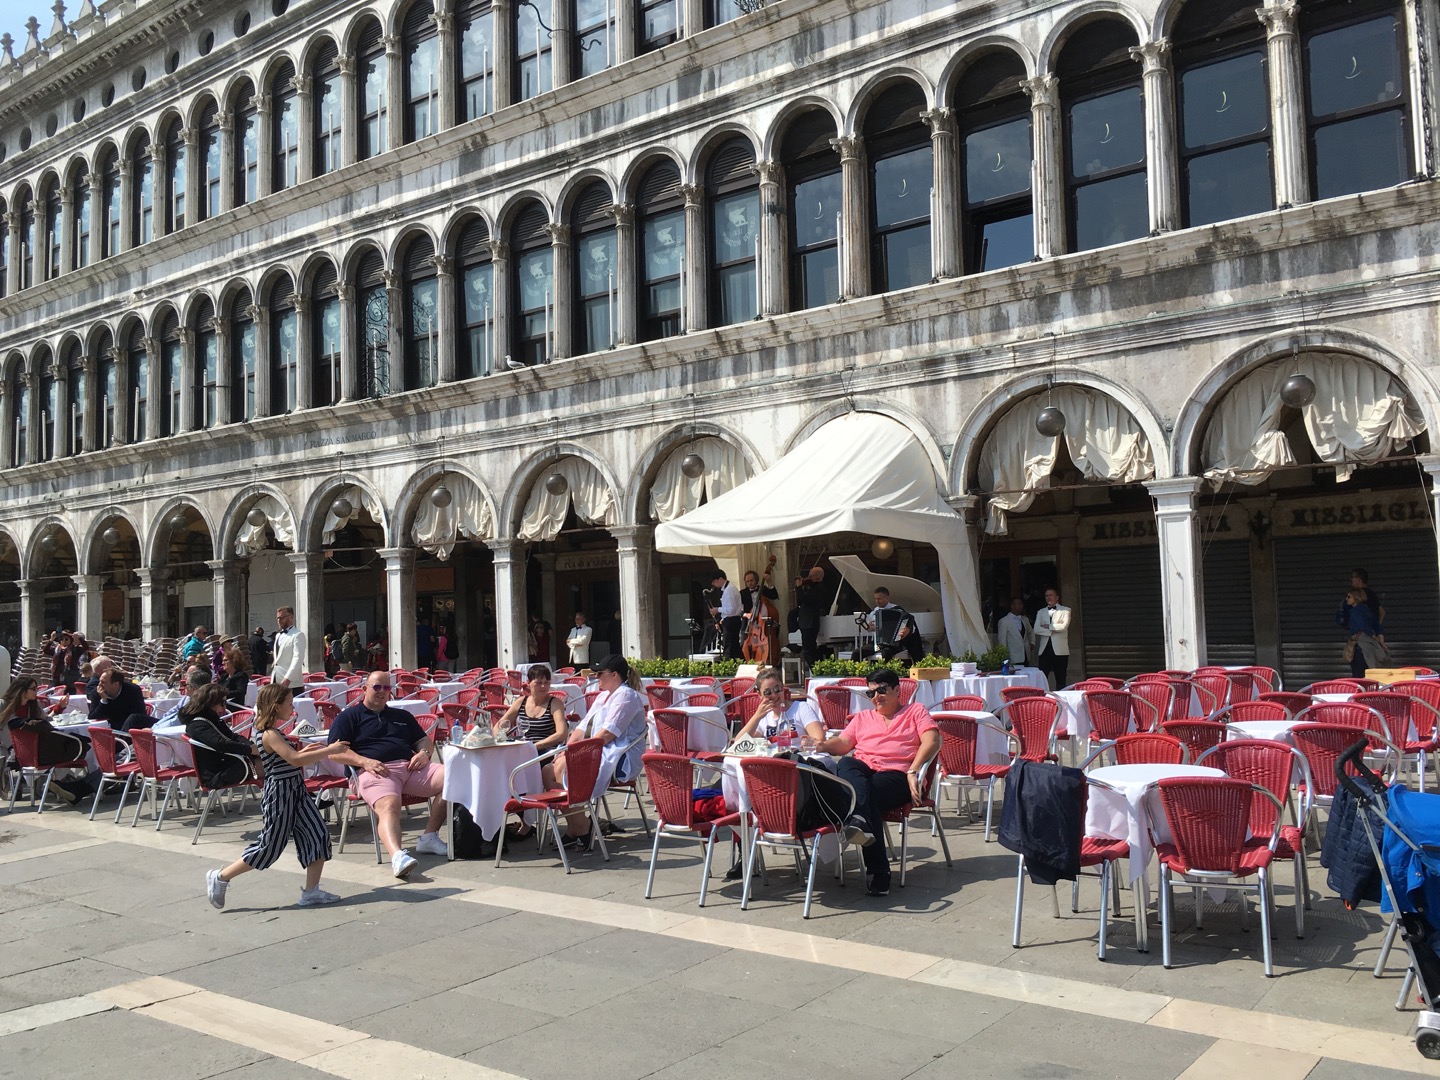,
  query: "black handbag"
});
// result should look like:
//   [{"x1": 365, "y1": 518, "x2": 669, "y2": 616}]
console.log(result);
[{"x1": 452, "y1": 804, "x2": 502, "y2": 859}]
